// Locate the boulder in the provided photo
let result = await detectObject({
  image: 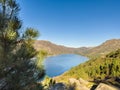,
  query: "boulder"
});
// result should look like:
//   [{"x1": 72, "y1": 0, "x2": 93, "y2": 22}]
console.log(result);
[
  {"x1": 69, "y1": 78, "x2": 80, "y2": 85},
  {"x1": 79, "y1": 78, "x2": 89, "y2": 85},
  {"x1": 95, "y1": 83, "x2": 120, "y2": 90},
  {"x1": 50, "y1": 83, "x2": 67, "y2": 90},
  {"x1": 69, "y1": 78, "x2": 90, "y2": 90}
]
